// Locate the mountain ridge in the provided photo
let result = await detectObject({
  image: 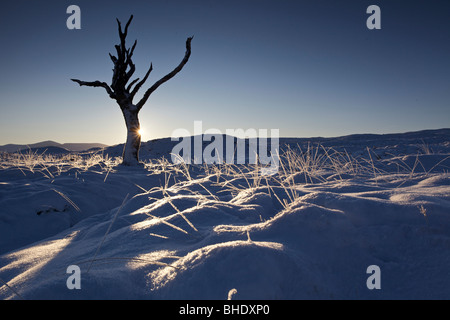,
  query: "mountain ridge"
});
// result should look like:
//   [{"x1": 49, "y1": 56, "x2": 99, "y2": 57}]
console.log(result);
[
  {"x1": 0, "y1": 141, "x2": 109, "y2": 153},
  {"x1": 1, "y1": 128, "x2": 448, "y2": 155}
]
